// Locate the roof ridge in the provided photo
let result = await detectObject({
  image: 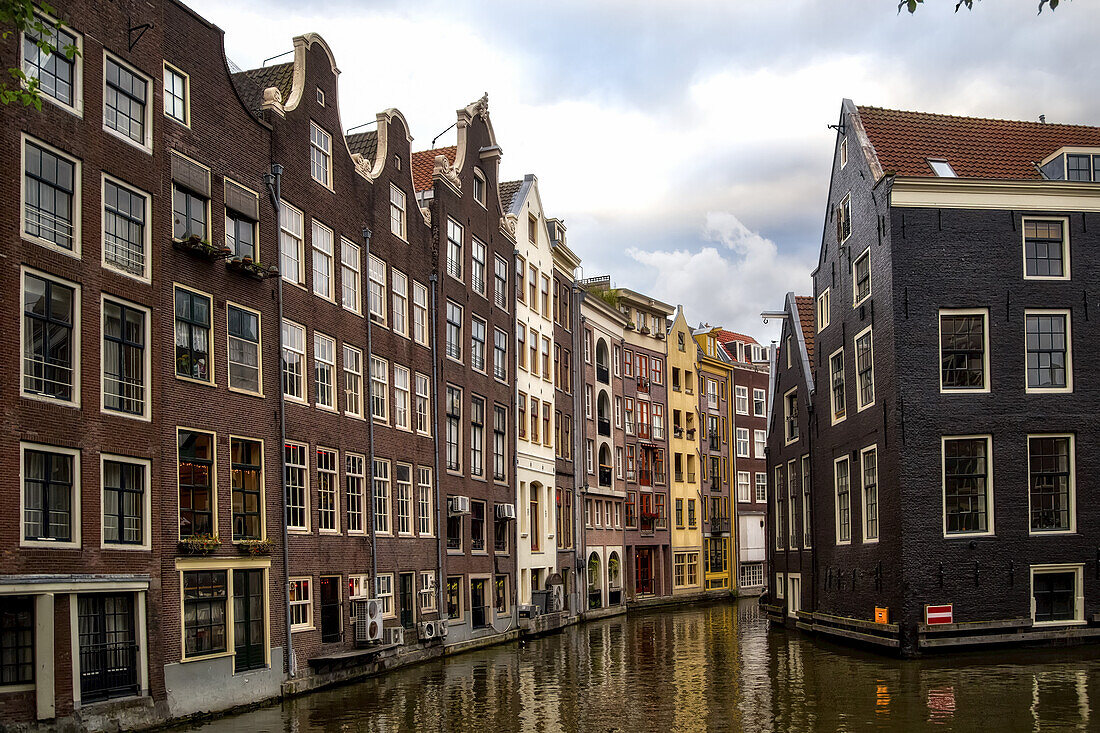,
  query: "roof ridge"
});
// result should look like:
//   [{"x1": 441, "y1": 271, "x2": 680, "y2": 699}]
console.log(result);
[{"x1": 856, "y1": 104, "x2": 1100, "y2": 132}]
